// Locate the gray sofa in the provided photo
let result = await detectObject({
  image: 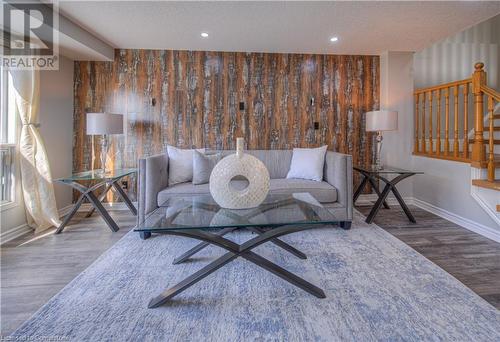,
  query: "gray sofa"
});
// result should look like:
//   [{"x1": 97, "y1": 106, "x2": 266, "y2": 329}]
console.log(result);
[{"x1": 137, "y1": 150, "x2": 353, "y2": 238}]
